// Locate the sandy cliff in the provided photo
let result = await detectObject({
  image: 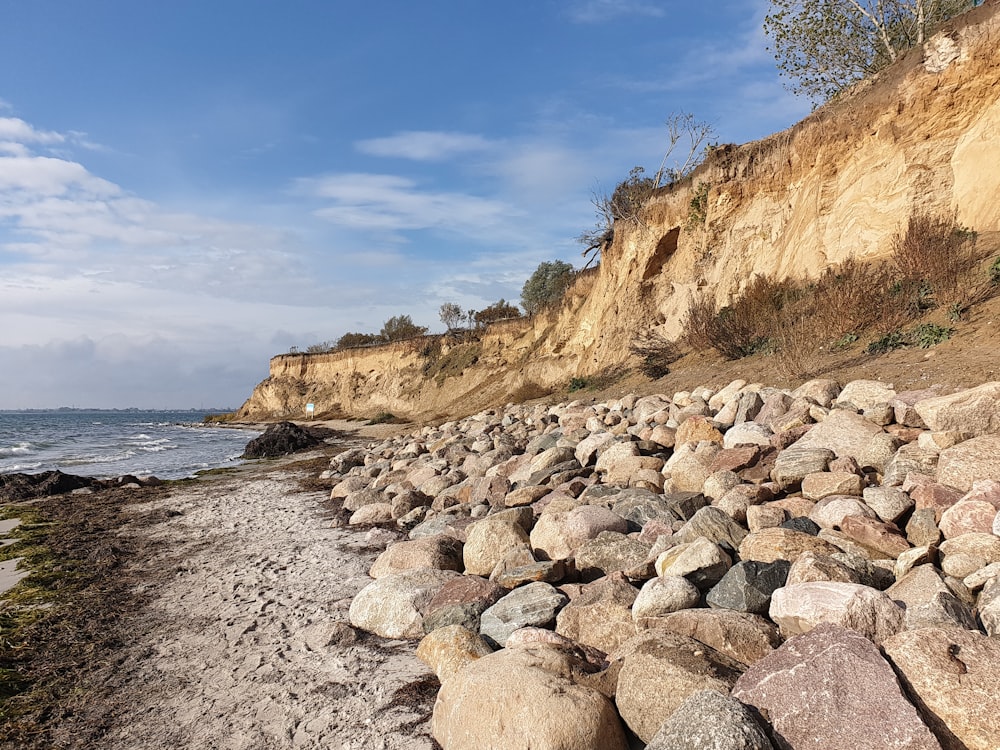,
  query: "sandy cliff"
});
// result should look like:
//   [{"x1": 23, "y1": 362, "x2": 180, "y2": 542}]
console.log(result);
[{"x1": 238, "y1": 2, "x2": 1000, "y2": 422}]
